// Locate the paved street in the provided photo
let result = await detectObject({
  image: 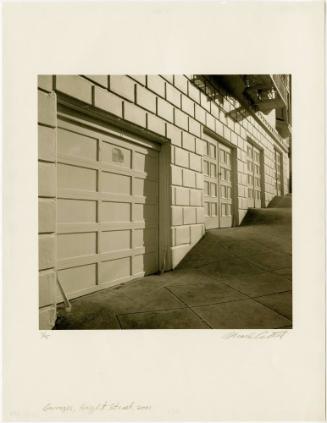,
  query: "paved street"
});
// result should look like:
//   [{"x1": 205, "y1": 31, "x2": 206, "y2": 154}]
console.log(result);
[{"x1": 55, "y1": 206, "x2": 292, "y2": 330}]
